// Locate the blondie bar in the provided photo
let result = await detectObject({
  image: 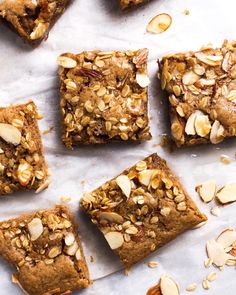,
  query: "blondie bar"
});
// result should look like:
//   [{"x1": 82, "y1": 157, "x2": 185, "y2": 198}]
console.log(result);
[
  {"x1": 80, "y1": 153, "x2": 207, "y2": 267},
  {"x1": 159, "y1": 40, "x2": 236, "y2": 147},
  {"x1": 0, "y1": 101, "x2": 49, "y2": 195},
  {"x1": 0, "y1": 0, "x2": 70, "y2": 45},
  {"x1": 0, "y1": 205, "x2": 91, "y2": 295},
  {"x1": 58, "y1": 49, "x2": 151, "y2": 148}
]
